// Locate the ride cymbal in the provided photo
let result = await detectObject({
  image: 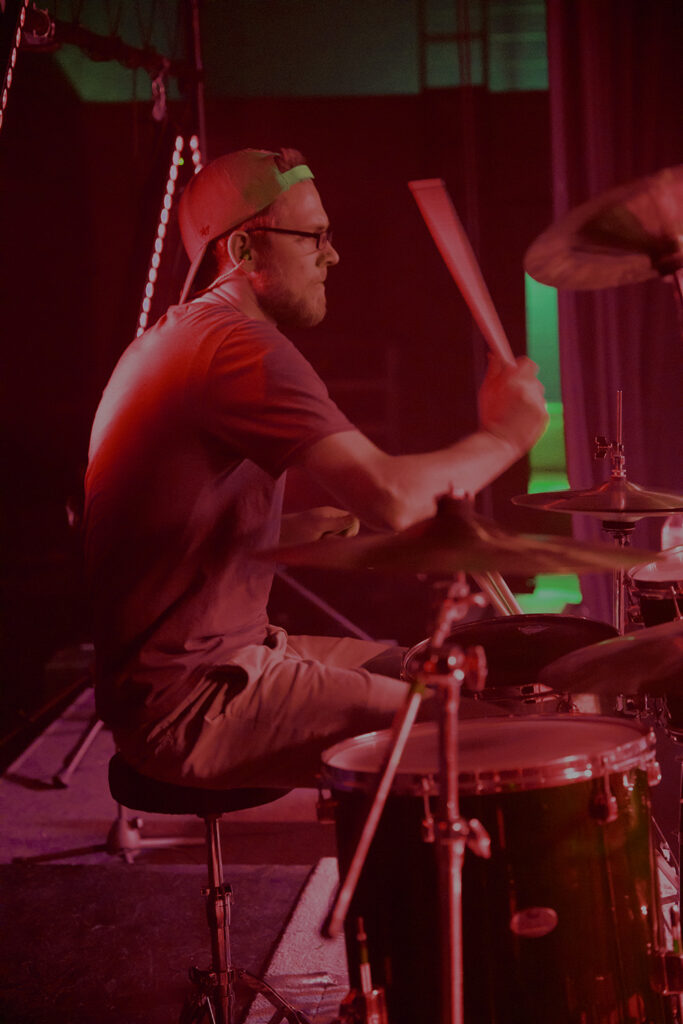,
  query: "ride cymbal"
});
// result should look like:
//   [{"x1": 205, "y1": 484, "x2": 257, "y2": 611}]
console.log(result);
[
  {"x1": 258, "y1": 496, "x2": 659, "y2": 576},
  {"x1": 525, "y1": 164, "x2": 683, "y2": 290},
  {"x1": 538, "y1": 621, "x2": 683, "y2": 696}
]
